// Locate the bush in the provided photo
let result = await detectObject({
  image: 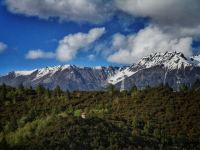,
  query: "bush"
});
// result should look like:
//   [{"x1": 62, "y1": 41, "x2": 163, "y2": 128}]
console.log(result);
[{"x1": 74, "y1": 109, "x2": 82, "y2": 117}]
